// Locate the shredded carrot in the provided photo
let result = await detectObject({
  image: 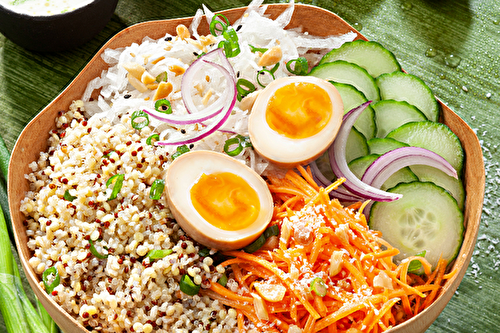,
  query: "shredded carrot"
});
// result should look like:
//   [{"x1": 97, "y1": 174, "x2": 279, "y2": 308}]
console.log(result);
[{"x1": 209, "y1": 170, "x2": 456, "y2": 332}]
